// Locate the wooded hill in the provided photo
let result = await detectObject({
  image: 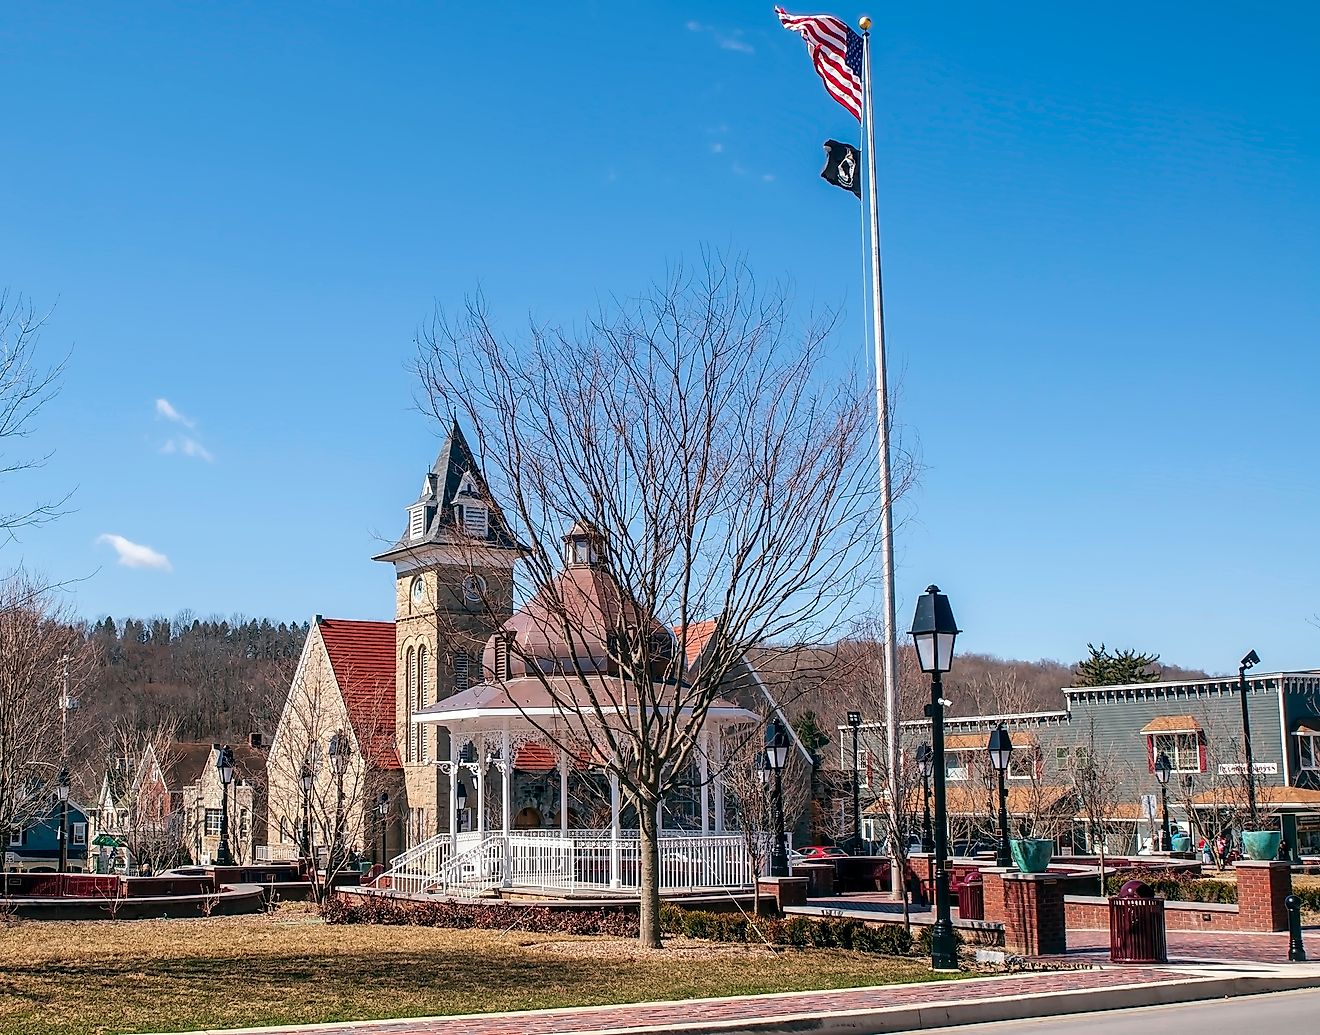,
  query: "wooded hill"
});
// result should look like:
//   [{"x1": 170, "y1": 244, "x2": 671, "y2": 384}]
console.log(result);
[{"x1": 78, "y1": 614, "x2": 308, "y2": 741}]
